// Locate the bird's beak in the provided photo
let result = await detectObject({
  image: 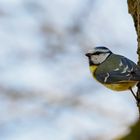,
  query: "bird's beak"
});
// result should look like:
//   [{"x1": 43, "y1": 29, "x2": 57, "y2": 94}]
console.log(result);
[{"x1": 85, "y1": 53, "x2": 91, "y2": 57}]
